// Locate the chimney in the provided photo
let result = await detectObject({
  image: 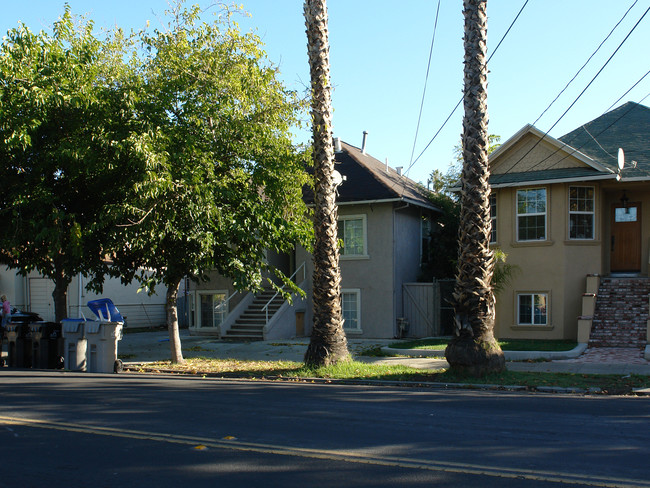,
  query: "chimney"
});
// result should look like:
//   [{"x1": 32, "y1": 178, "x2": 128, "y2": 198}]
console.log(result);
[
  {"x1": 333, "y1": 137, "x2": 342, "y2": 153},
  {"x1": 361, "y1": 130, "x2": 368, "y2": 154},
  {"x1": 396, "y1": 166, "x2": 403, "y2": 176}
]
